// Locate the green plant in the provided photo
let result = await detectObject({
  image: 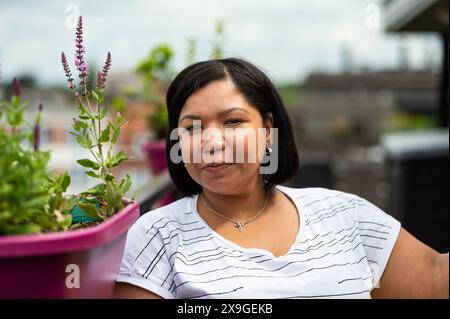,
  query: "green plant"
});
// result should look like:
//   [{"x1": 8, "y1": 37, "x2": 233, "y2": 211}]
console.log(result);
[
  {"x1": 61, "y1": 16, "x2": 132, "y2": 222},
  {"x1": 385, "y1": 110, "x2": 438, "y2": 132},
  {"x1": 135, "y1": 44, "x2": 174, "y2": 140},
  {"x1": 0, "y1": 79, "x2": 74, "y2": 235},
  {"x1": 212, "y1": 20, "x2": 225, "y2": 59}
]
